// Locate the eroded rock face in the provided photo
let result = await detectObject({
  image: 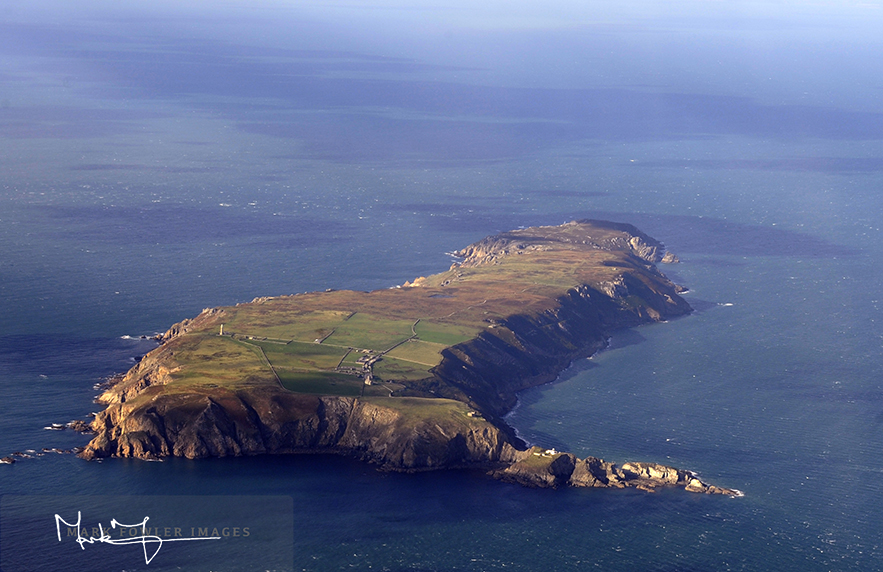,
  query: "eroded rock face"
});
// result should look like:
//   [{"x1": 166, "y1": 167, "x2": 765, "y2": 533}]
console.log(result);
[
  {"x1": 452, "y1": 219, "x2": 676, "y2": 268},
  {"x1": 496, "y1": 450, "x2": 577, "y2": 488},
  {"x1": 628, "y1": 236, "x2": 662, "y2": 263},
  {"x1": 80, "y1": 390, "x2": 519, "y2": 473},
  {"x1": 569, "y1": 456, "x2": 628, "y2": 488},
  {"x1": 81, "y1": 394, "x2": 739, "y2": 494},
  {"x1": 496, "y1": 449, "x2": 740, "y2": 495}
]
